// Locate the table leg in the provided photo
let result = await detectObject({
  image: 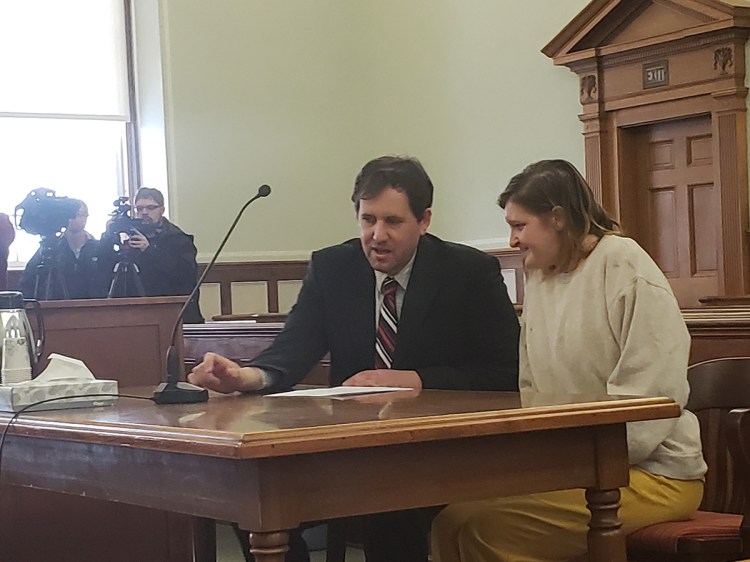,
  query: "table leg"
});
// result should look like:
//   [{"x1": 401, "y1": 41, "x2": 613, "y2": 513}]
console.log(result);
[
  {"x1": 249, "y1": 530, "x2": 289, "y2": 562},
  {"x1": 585, "y1": 488, "x2": 625, "y2": 562}
]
